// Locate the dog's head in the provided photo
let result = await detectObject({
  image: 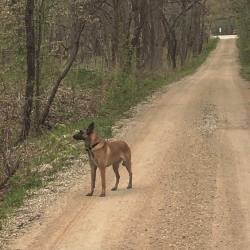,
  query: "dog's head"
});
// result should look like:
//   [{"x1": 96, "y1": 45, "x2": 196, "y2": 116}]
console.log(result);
[{"x1": 73, "y1": 122, "x2": 96, "y2": 146}]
